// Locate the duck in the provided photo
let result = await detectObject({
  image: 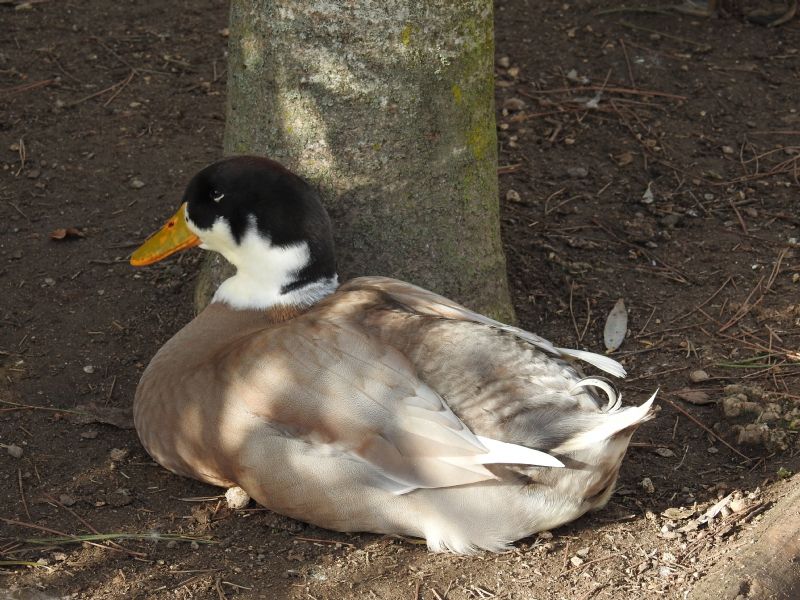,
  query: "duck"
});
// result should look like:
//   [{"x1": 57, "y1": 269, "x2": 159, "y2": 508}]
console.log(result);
[{"x1": 130, "y1": 155, "x2": 656, "y2": 554}]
